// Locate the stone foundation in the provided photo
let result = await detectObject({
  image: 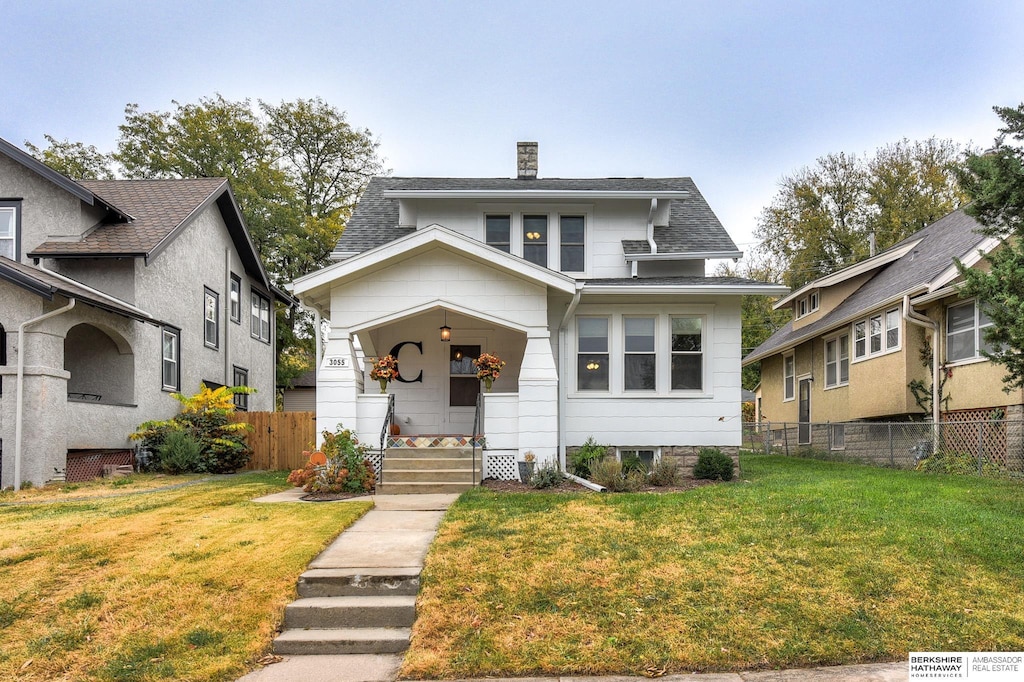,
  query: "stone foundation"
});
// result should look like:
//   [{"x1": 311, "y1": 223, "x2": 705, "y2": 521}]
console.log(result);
[{"x1": 565, "y1": 444, "x2": 739, "y2": 477}]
